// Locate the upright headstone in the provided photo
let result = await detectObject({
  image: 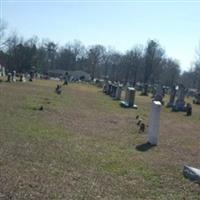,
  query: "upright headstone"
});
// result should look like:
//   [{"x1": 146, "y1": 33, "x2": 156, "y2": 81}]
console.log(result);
[
  {"x1": 167, "y1": 85, "x2": 177, "y2": 107},
  {"x1": 106, "y1": 81, "x2": 112, "y2": 95},
  {"x1": 120, "y1": 87, "x2": 138, "y2": 108},
  {"x1": 29, "y1": 71, "x2": 34, "y2": 81},
  {"x1": 148, "y1": 101, "x2": 162, "y2": 145},
  {"x1": 114, "y1": 84, "x2": 122, "y2": 100},
  {"x1": 12, "y1": 70, "x2": 16, "y2": 82},
  {"x1": 2, "y1": 67, "x2": 5, "y2": 76},
  {"x1": 103, "y1": 81, "x2": 108, "y2": 93},
  {"x1": 20, "y1": 74, "x2": 26, "y2": 82},
  {"x1": 110, "y1": 84, "x2": 117, "y2": 98},
  {"x1": 154, "y1": 84, "x2": 164, "y2": 103},
  {"x1": 19, "y1": 74, "x2": 23, "y2": 82},
  {"x1": 63, "y1": 72, "x2": 69, "y2": 85},
  {"x1": 172, "y1": 84, "x2": 186, "y2": 111},
  {"x1": 22, "y1": 74, "x2": 26, "y2": 82}
]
